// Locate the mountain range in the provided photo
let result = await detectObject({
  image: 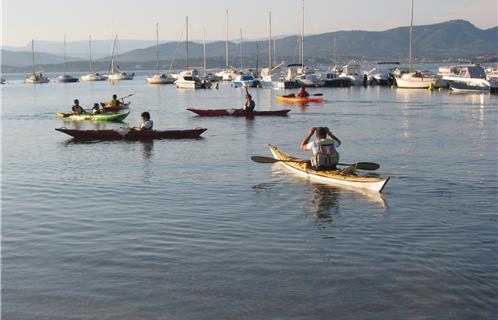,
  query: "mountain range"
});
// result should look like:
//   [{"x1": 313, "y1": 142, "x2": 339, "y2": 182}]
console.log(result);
[{"x1": 2, "y1": 20, "x2": 496, "y2": 72}]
